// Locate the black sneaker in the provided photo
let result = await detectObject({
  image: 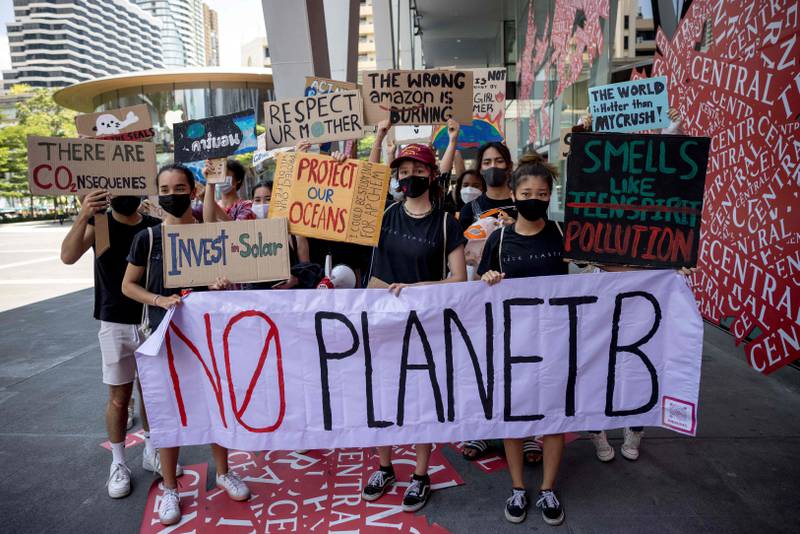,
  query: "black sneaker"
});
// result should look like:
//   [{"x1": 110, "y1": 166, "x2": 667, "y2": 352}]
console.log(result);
[
  {"x1": 361, "y1": 469, "x2": 396, "y2": 501},
  {"x1": 536, "y1": 489, "x2": 565, "y2": 526},
  {"x1": 504, "y1": 488, "x2": 528, "y2": 523},
  {"x1": 401, "y1": 476, "x2": 431, "y2": 512}
]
